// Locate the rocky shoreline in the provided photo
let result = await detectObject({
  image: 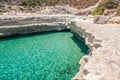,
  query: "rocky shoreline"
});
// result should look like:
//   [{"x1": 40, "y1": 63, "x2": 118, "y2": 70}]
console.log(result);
[
  {"x1": 0, "y1": 14, "x2": 76, "y2": 37},
  {"x1": 70, "y1": 18, "x2": 120, "y2": 80},
  {"x1": 0, "y1": 11, "x2": 120, "y2": 80},
  {"x1": 69, "y1": 22, "x2": 102, "y2": 80}
]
